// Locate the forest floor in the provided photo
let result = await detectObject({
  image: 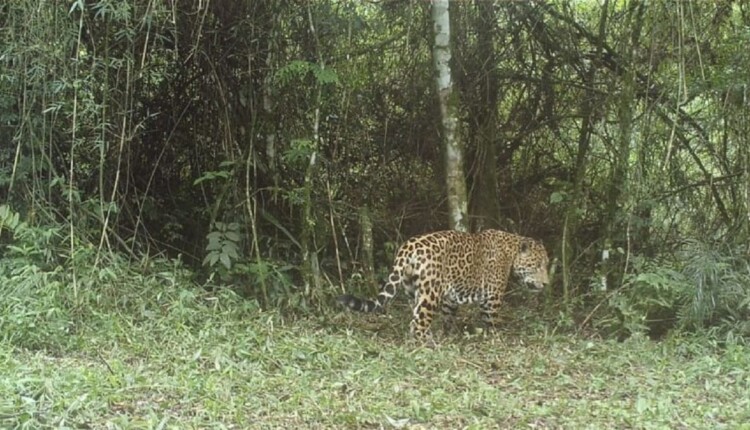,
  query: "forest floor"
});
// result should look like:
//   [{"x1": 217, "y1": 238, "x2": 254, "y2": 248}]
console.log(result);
[{"x1": 2, "y1": 299, "x2": 749, "y2": 429}]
